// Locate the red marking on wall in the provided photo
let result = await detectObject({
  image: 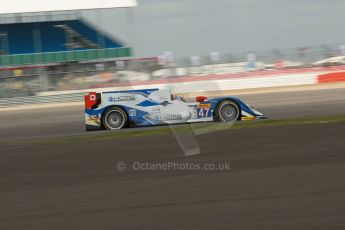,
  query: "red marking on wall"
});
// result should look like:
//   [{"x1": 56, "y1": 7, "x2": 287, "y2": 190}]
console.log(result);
[{"x1": 318, "y1": 72, "x2": 345, "y2": 83}]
